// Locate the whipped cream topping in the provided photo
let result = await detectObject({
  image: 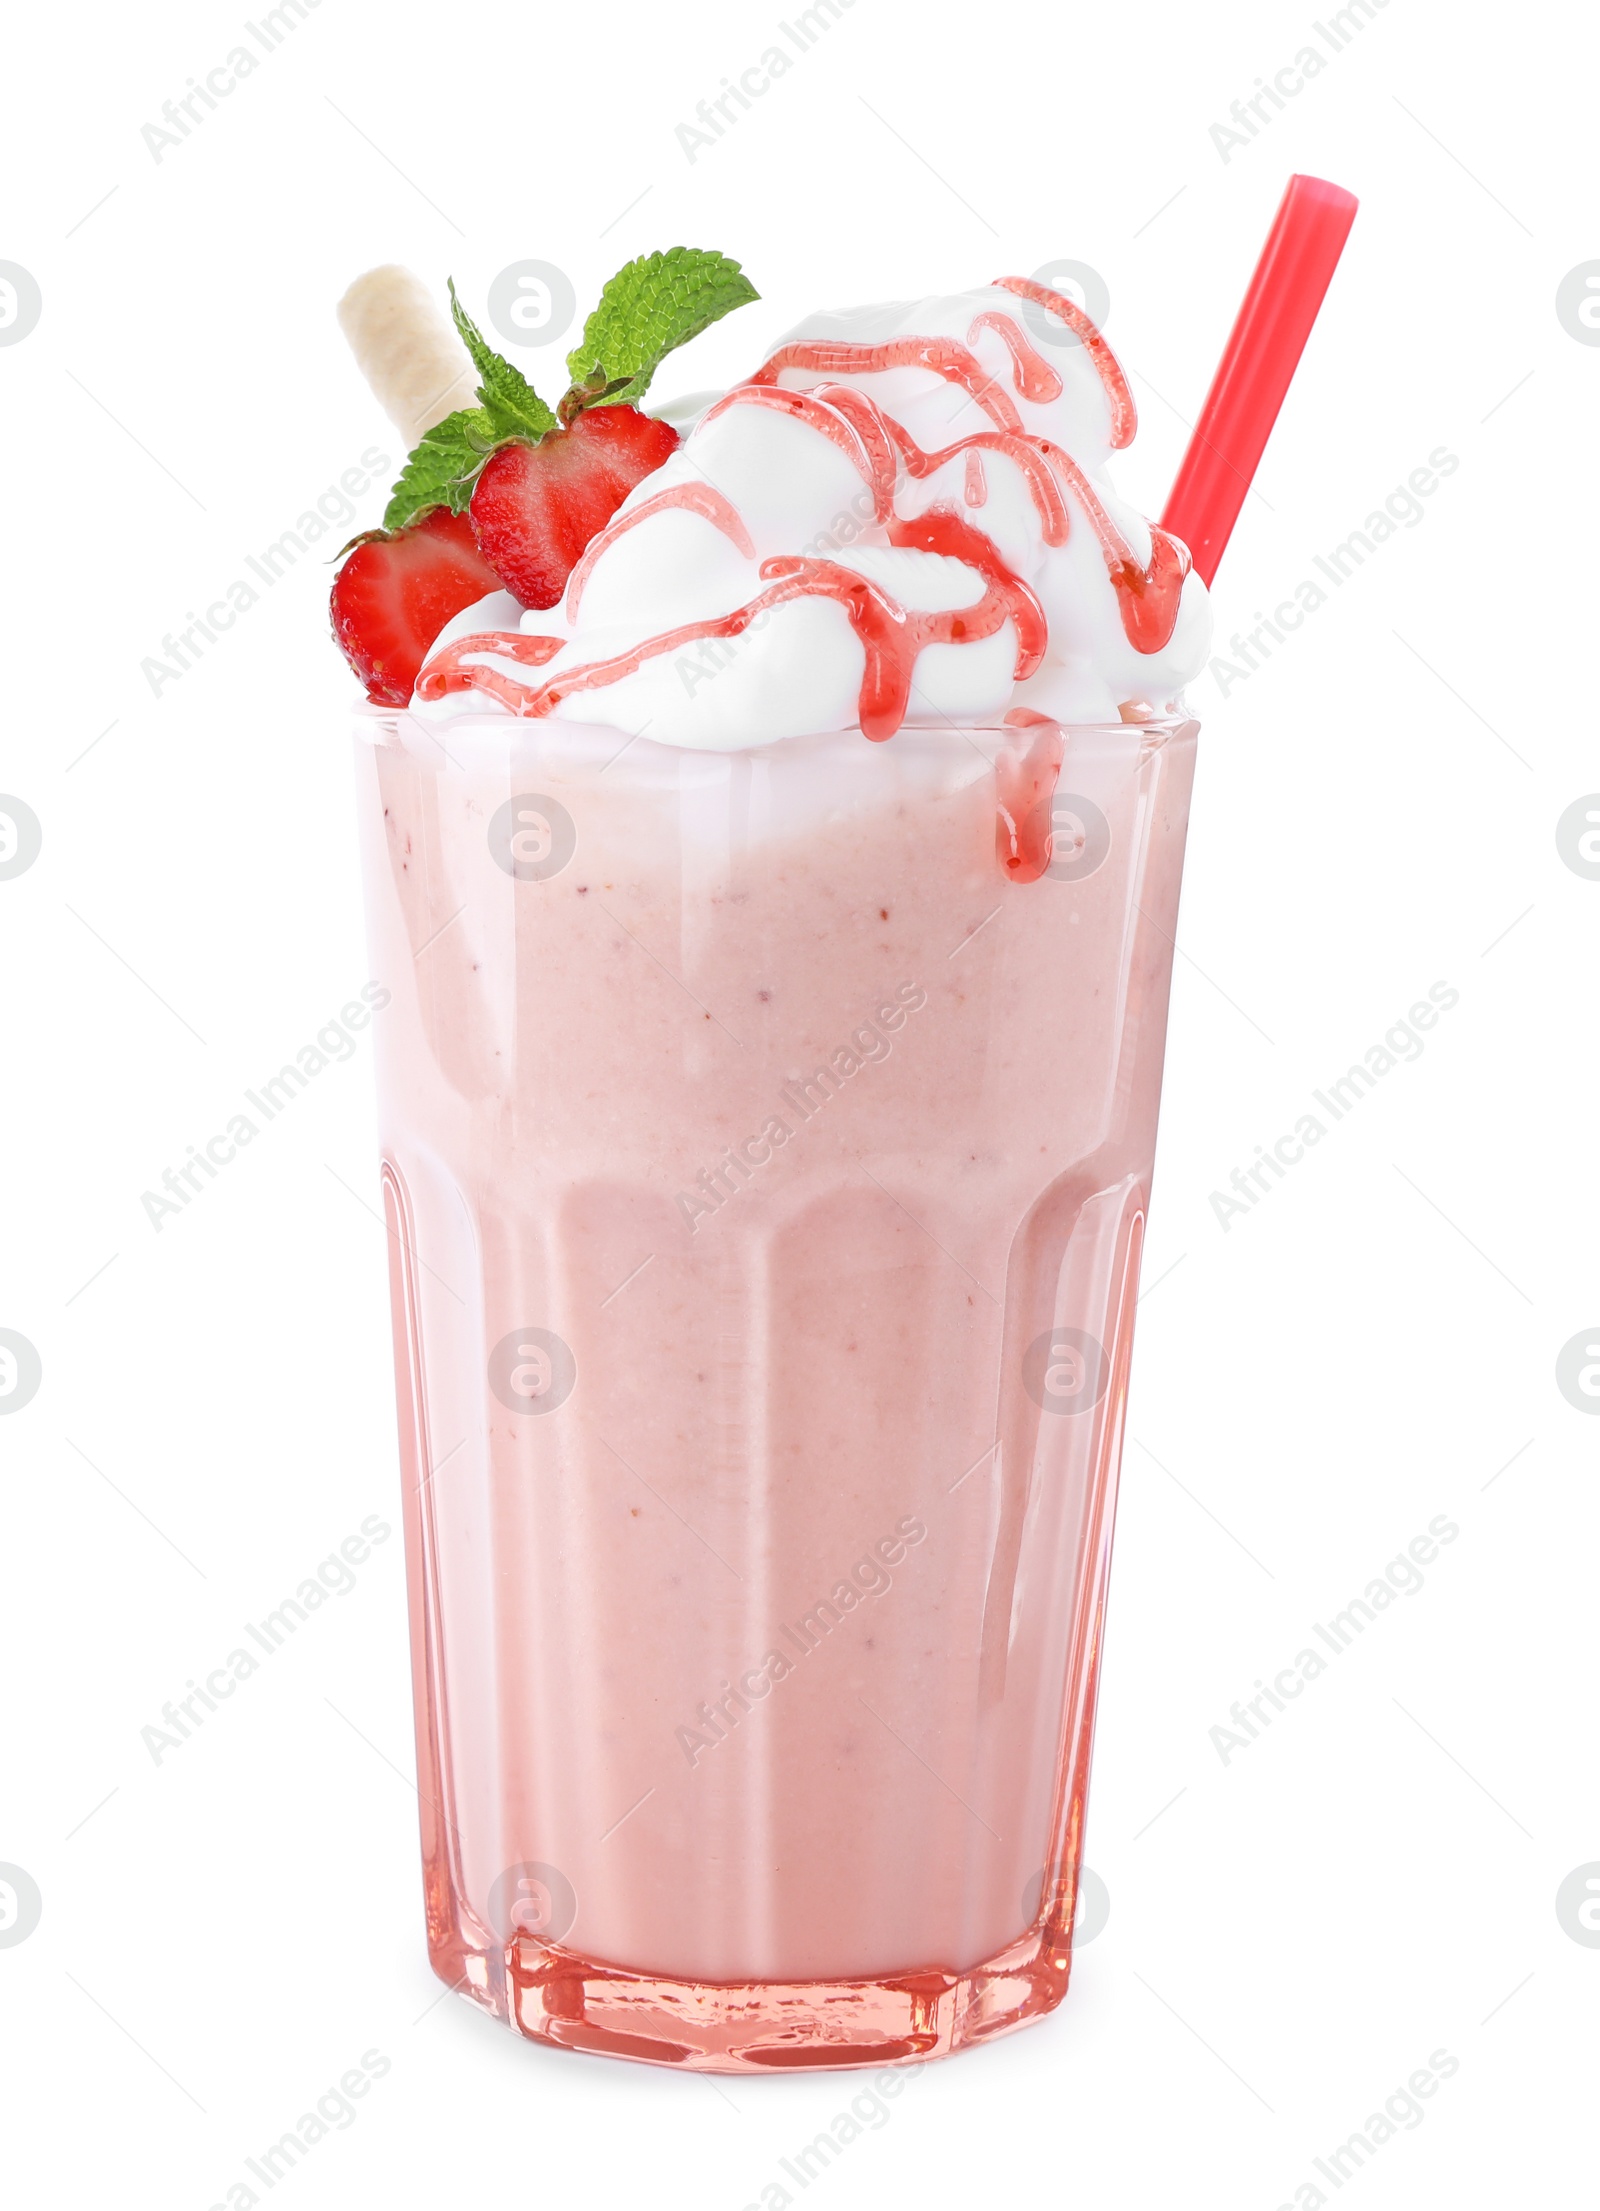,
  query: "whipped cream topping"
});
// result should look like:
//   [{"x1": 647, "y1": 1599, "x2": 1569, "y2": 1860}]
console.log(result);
[{"x1": 414, "y1": 281, "x2": 1213, "y2": 746}]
